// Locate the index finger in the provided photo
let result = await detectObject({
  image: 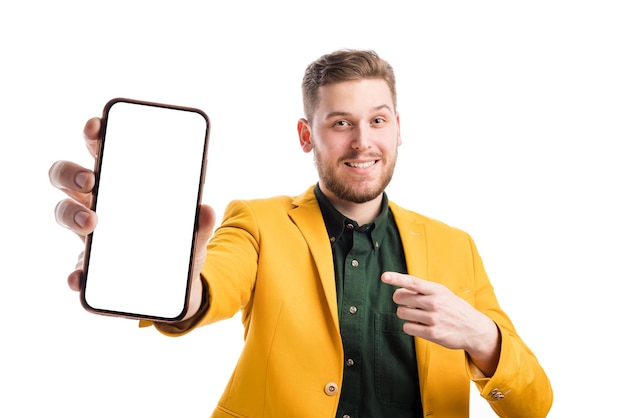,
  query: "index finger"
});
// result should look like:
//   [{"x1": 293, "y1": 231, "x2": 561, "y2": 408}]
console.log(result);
[
  {"x1": 83, "y1": 117, "x2": 101, "y2": 158},
  {"x1": 381, "y1": 271, "x2": 434, "y2": 294},
  {"x1": 49, "y1": 160, "x2": 95, "y2": 195}
]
